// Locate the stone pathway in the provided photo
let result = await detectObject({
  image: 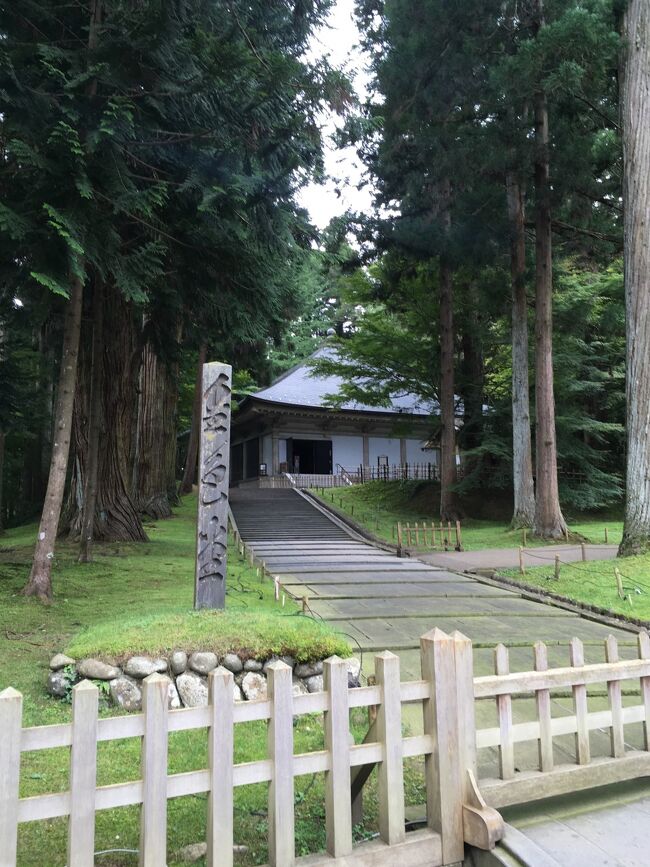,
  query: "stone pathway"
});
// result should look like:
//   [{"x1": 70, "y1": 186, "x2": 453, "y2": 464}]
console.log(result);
[{"x1": 418, "y1": 543, "x2": 619, "y2": 573}]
